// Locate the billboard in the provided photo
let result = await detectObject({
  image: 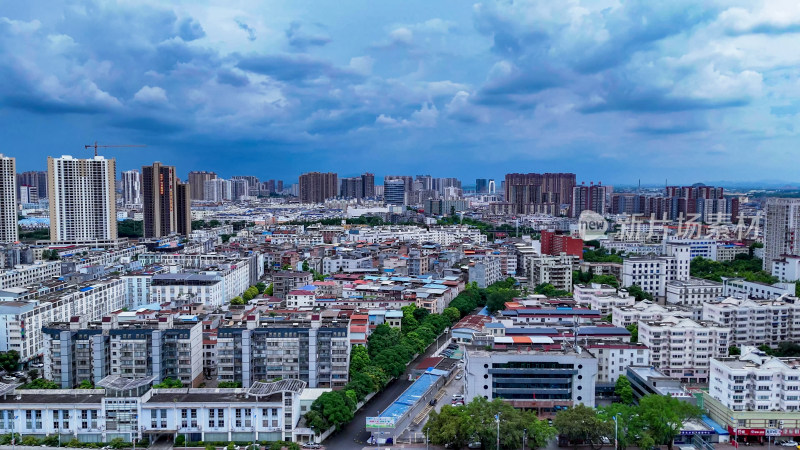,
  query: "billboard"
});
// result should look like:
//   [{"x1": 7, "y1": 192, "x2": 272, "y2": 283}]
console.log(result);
[{"x1": 366, "y1": 417, "x2": 396, "y2": 429}]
